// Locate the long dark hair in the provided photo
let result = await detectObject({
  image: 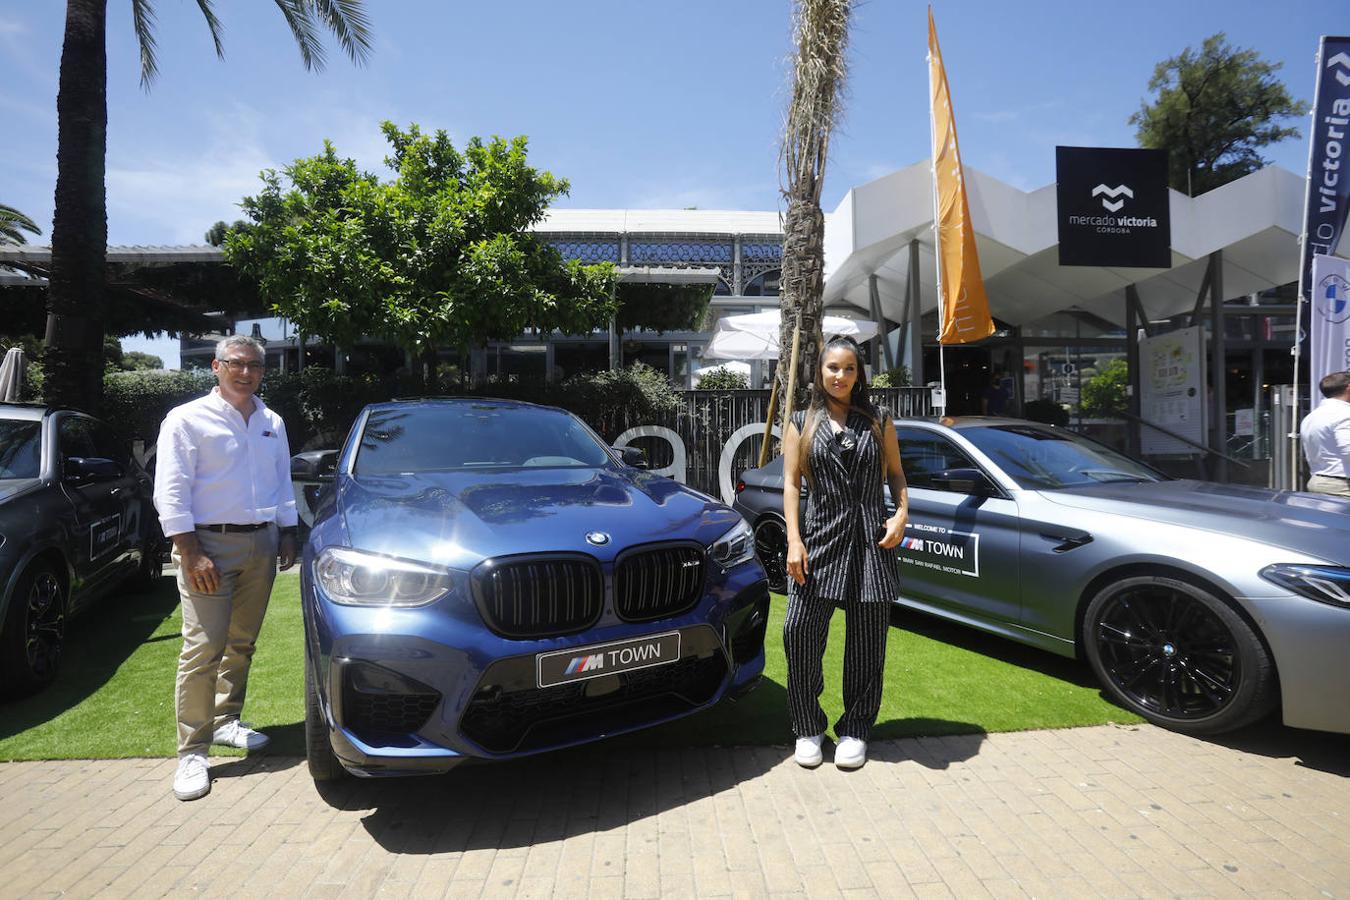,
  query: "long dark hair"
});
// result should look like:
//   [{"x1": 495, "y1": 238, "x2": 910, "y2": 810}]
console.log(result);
[{"x1": 797, "y1": 335, "x2": 882, "y2": 489}]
